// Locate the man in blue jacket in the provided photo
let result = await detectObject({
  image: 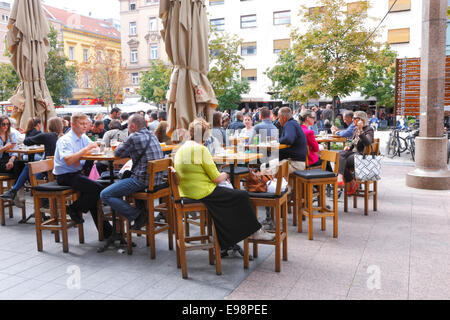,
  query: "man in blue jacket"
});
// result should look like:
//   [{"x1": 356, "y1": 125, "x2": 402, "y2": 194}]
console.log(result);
[
  {"x1": 279, "y1": 107, "x2": 307, "y2": 173},
  {"x1": 331, "y1": 111, "x2": 355, "y2": 138}
]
